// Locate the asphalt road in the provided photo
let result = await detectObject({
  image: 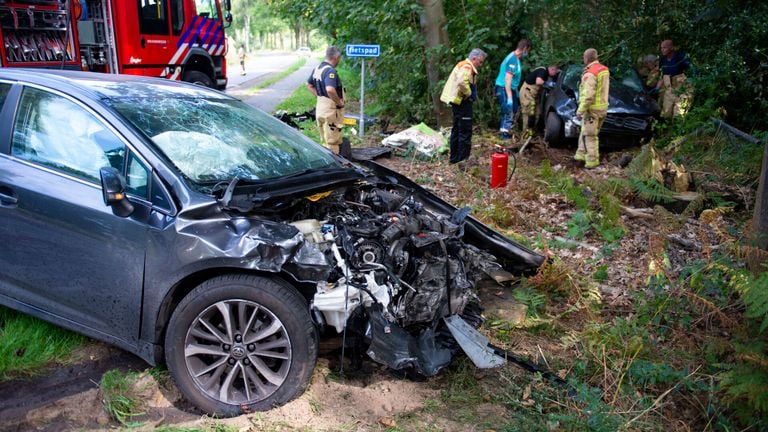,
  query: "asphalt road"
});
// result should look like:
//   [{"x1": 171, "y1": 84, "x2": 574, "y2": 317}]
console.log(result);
[{"x1": 225, "y1": 51, "x2": 320, "y2": 113}]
